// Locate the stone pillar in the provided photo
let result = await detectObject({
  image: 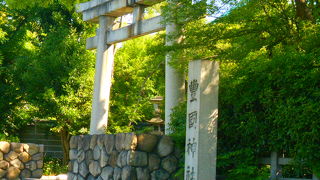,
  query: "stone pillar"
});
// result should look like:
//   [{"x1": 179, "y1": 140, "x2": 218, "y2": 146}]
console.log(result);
[
  {"x1": 270, "y1": 152, "x2": 278, "y2": 180},
  {"x1": 184, "y1": 60, "x2": 219, "y2": 180},
  {"x1": 90, "y1": 16, "x2": 115, "y2": 134},
  {"x1": 164, "y1": 23, "x2": 185, "y2": 135}
]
